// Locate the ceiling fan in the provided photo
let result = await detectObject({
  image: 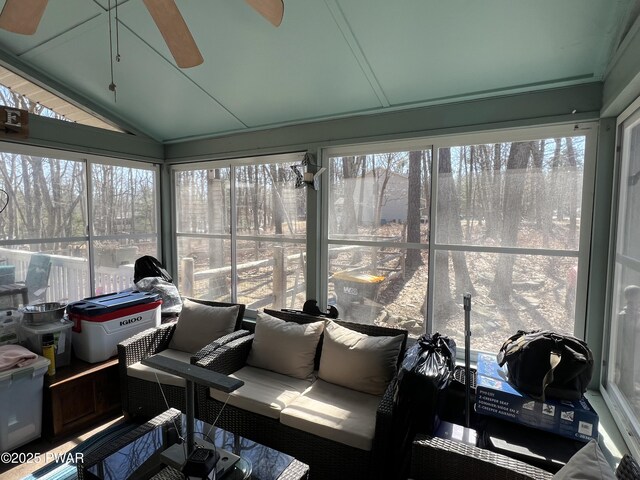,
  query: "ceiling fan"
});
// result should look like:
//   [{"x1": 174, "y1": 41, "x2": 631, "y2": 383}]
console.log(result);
[{"x1": 0, "y1": 0, "x2": 285, "y2": 68}]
